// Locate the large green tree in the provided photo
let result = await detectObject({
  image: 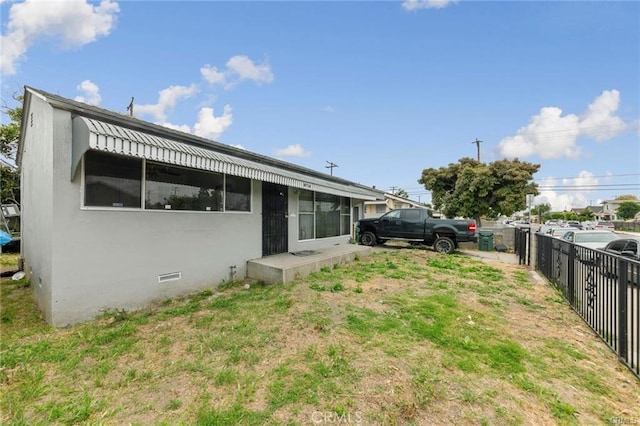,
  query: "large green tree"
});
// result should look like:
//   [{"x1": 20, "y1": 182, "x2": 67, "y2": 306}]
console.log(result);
[
  {"x1": 418, "y1": 157, "x2": 540, "y2": 226},
  {"x1": 617, "y1": 201, "x2": 640, "y2": 220},
  {"x1": 0, "y1": 93, "x2": 22, "y2": 203}
]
